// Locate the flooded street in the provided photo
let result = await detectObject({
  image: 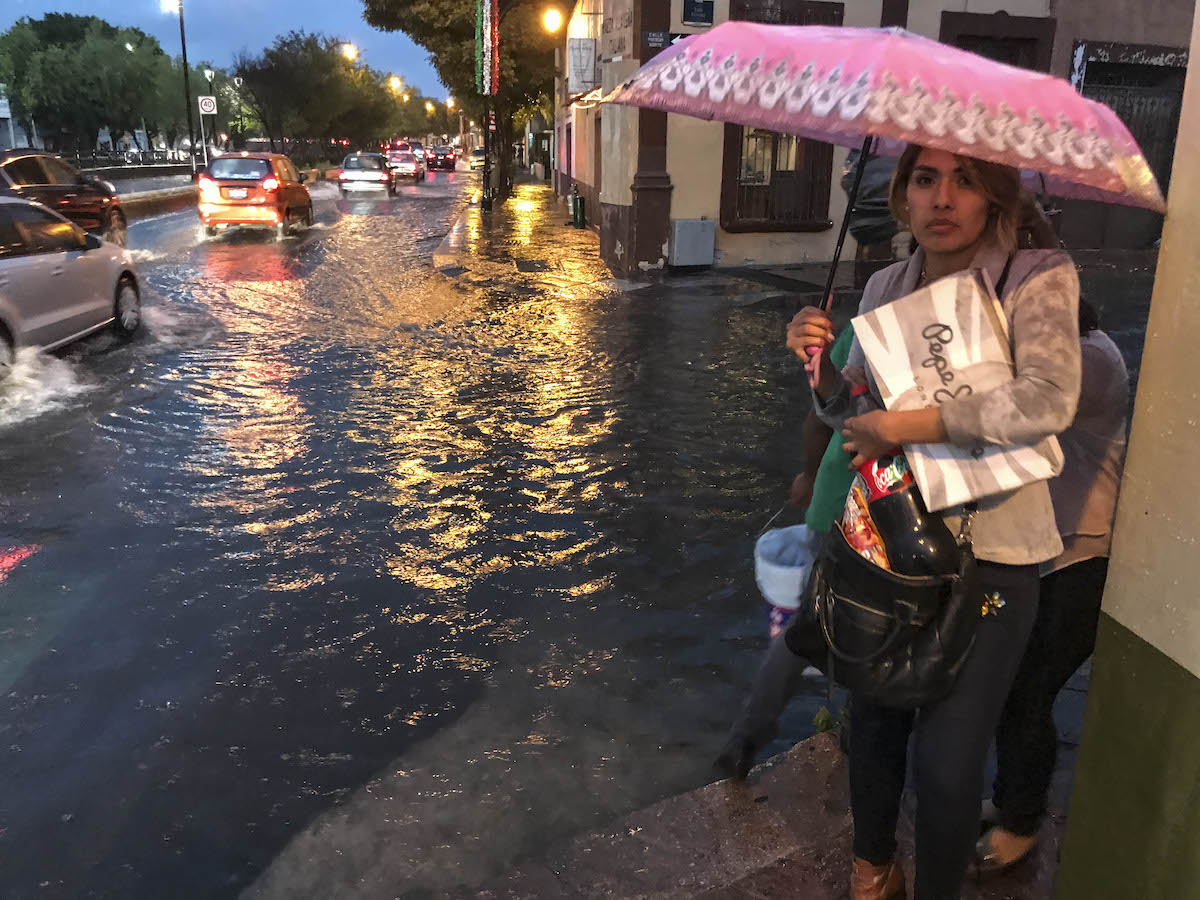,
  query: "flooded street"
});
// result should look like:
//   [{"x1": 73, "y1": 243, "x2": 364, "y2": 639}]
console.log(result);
[{"x1": 0, "y1": 173, "x2": 829, "y2": 898}]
